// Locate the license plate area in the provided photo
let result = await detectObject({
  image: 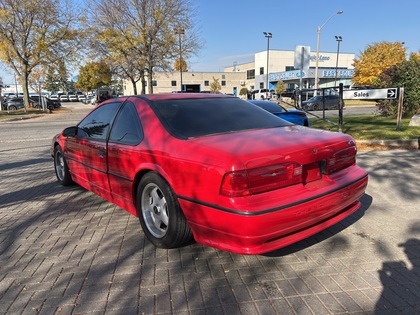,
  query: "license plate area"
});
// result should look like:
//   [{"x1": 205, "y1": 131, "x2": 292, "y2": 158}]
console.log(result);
[{"x1": 302, "y1": 161, "x2": 322, "y2": 184}]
